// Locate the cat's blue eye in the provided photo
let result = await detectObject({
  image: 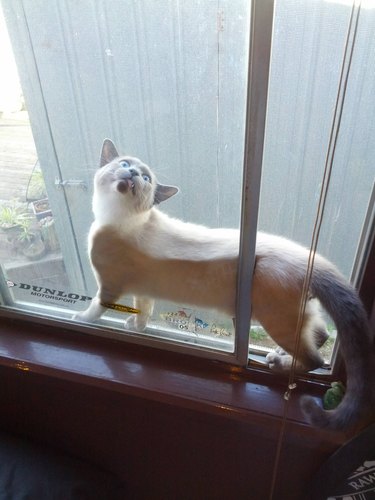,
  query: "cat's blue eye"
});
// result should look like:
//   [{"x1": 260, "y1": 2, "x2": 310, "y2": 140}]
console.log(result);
[
  {"x1": 119, "y1": 160, "x2": 130, "y2": 168},
  {"x1": 142, "y1": 174, "x2": 151, "y2": 182}
]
